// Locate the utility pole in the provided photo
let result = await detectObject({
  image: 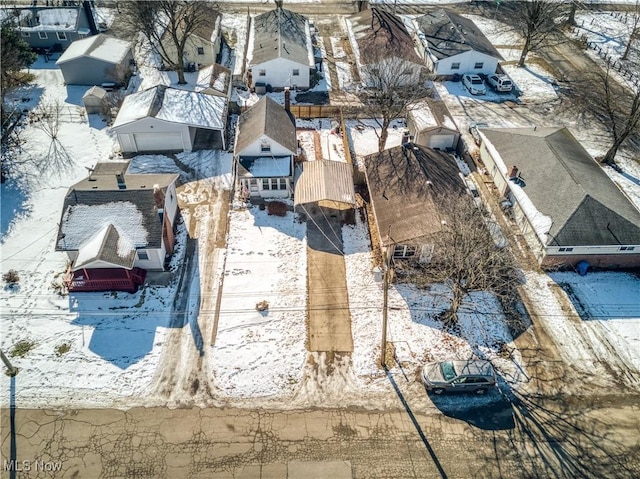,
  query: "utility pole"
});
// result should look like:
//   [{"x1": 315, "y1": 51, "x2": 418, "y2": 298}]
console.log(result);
[{"x1": 0, "y1": 349, "x2": 18, "y2": 376}]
